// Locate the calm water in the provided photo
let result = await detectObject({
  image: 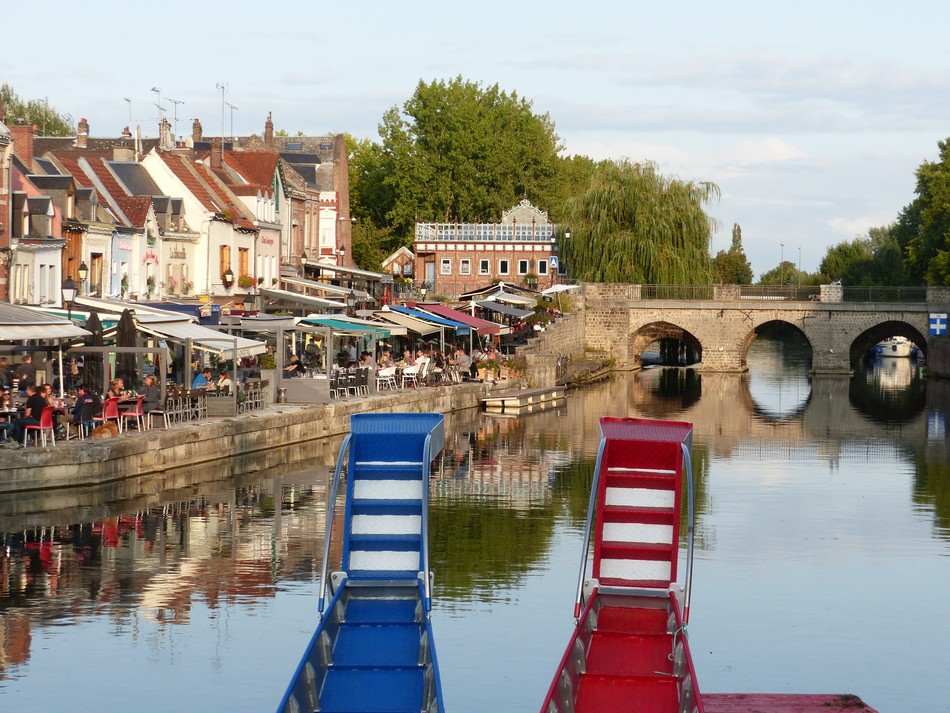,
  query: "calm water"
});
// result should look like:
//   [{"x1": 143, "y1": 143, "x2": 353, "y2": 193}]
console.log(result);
[{"x1": 1, "y1": 335, "x2": 947, "y2": 713}]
